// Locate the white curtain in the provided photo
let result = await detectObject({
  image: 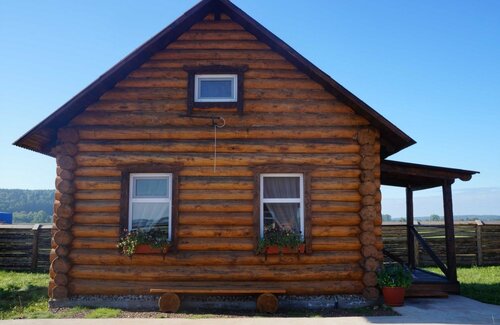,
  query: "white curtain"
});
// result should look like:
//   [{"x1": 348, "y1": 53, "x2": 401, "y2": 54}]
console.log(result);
[{"x1": 263, "y1": 177, "x2": 300, "y2": 233}]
